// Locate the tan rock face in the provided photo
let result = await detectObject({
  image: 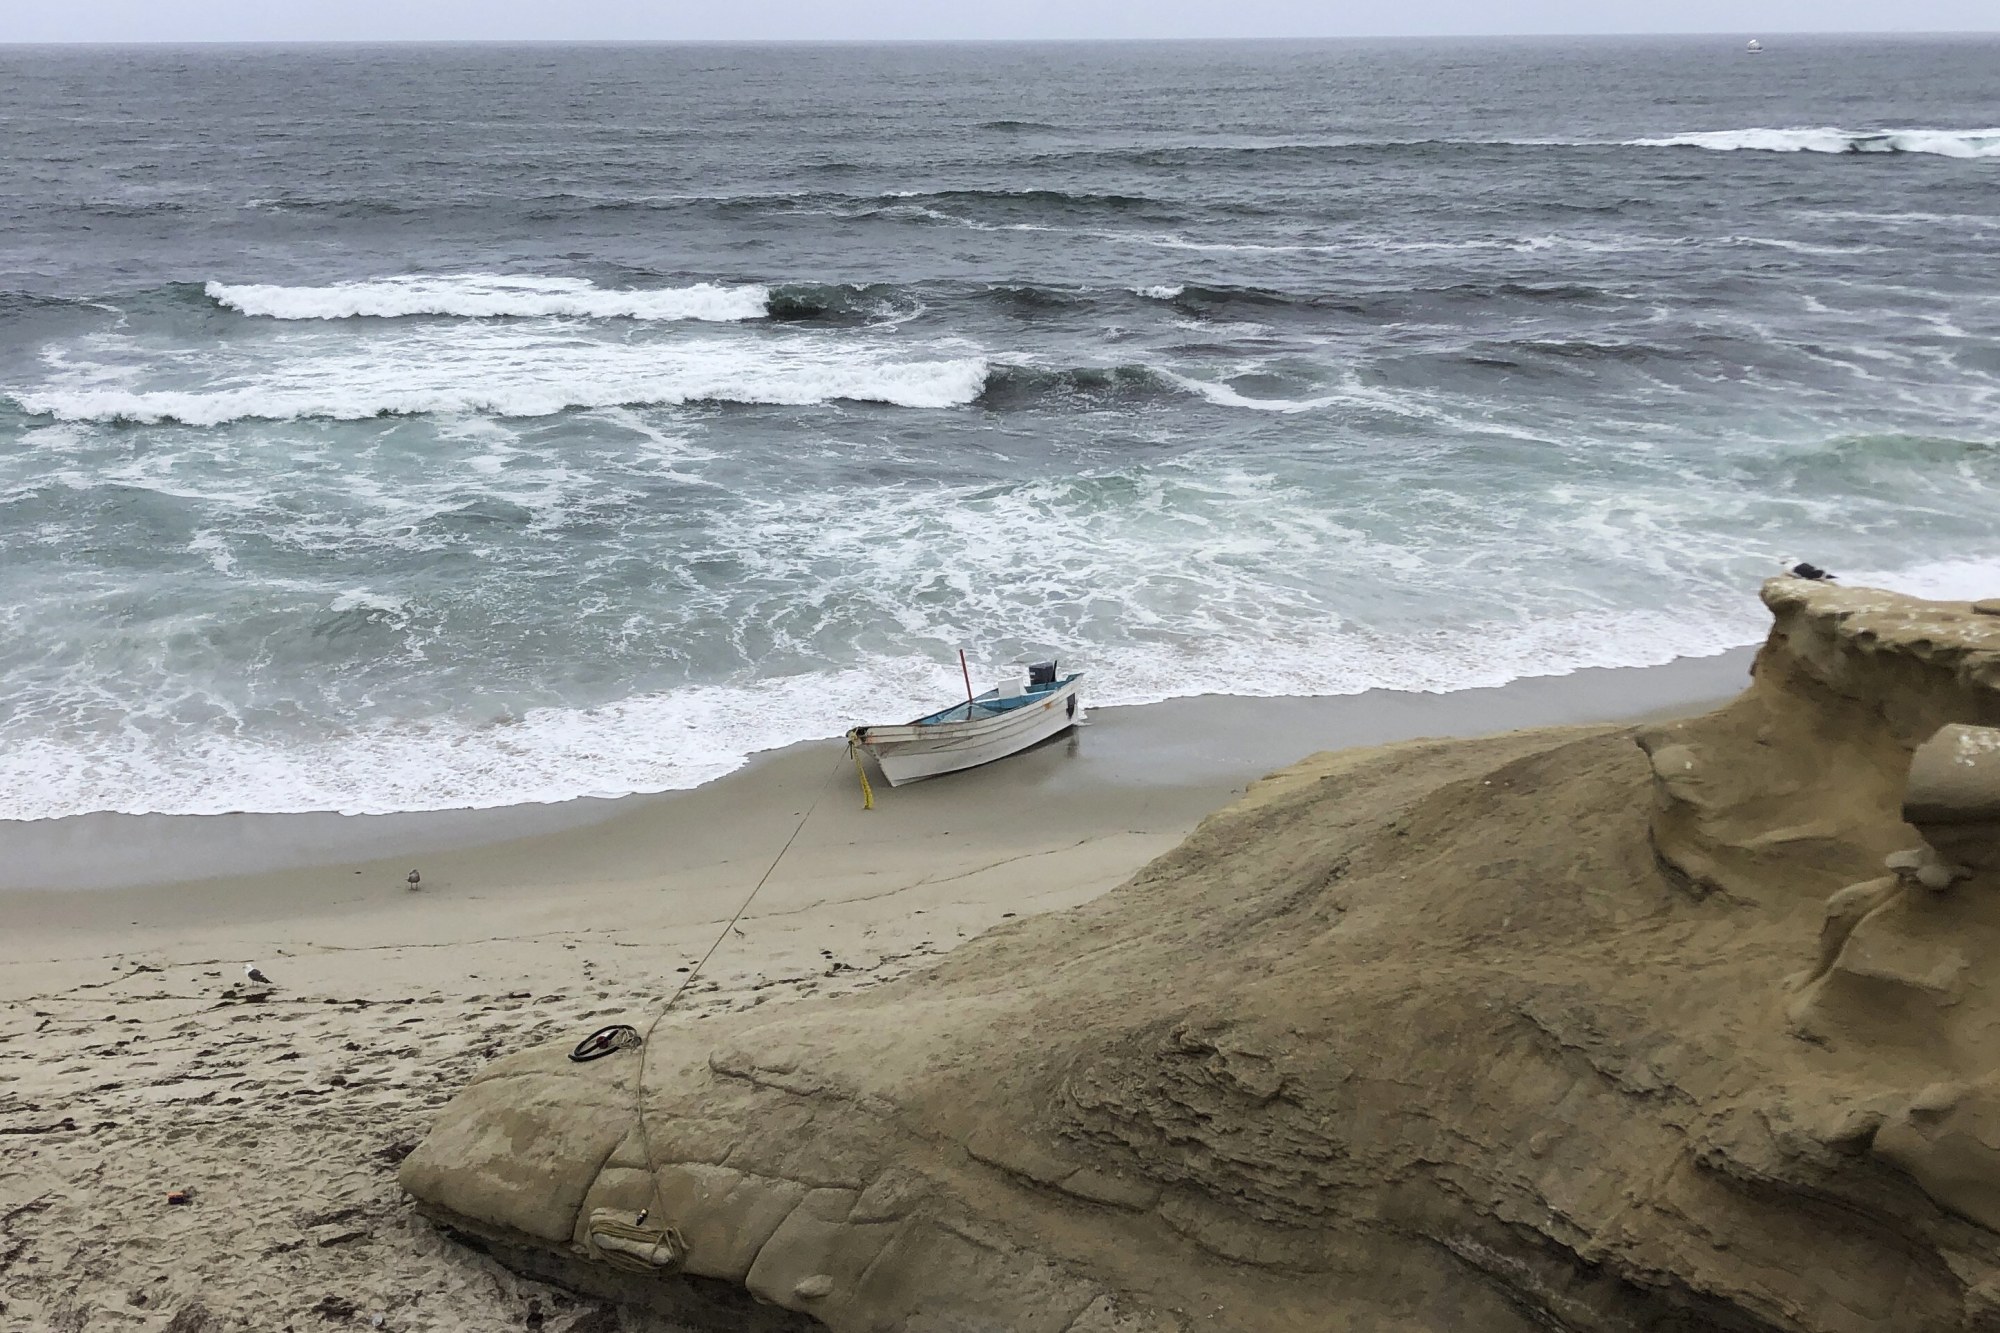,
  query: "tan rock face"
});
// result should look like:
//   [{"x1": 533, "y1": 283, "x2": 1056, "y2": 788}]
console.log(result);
[
  {"x1": 403, "y1": 581, "x2": 2000, "y2": 1332},
  {"x1": 1906, "y1": 723, "x2": 2000, "y2": 872},
  {"x1": 1876, "y1": 1077, "x2": 2000, "y2": 1233}
]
